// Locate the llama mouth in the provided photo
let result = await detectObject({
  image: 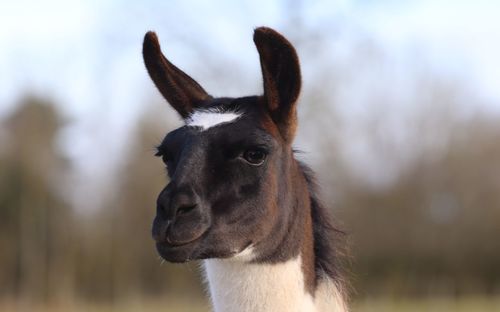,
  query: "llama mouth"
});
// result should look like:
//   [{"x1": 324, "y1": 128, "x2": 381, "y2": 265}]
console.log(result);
[
  {"x1": 163, "y1": 222, "x2": 210, "y2": 247},
  {"x1": 164, "y1": 230, "x2": 206, "y2": 248},
  {"x1": 155, "y1": 228, "x2": 209, "y2": 263},
  {"x1": 165, "y1": 236, "x2": 200, "y2": 247},
  {"x1": 156, "y1": 239, "x2": 201, "y2": 263}
]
